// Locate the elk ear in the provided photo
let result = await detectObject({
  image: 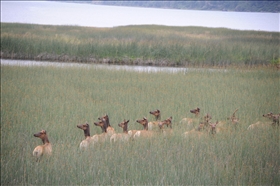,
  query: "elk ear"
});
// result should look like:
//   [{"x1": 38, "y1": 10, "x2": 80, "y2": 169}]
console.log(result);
[{"x1": 127, "y1": 120, "x2": 130, "y2": 123}]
